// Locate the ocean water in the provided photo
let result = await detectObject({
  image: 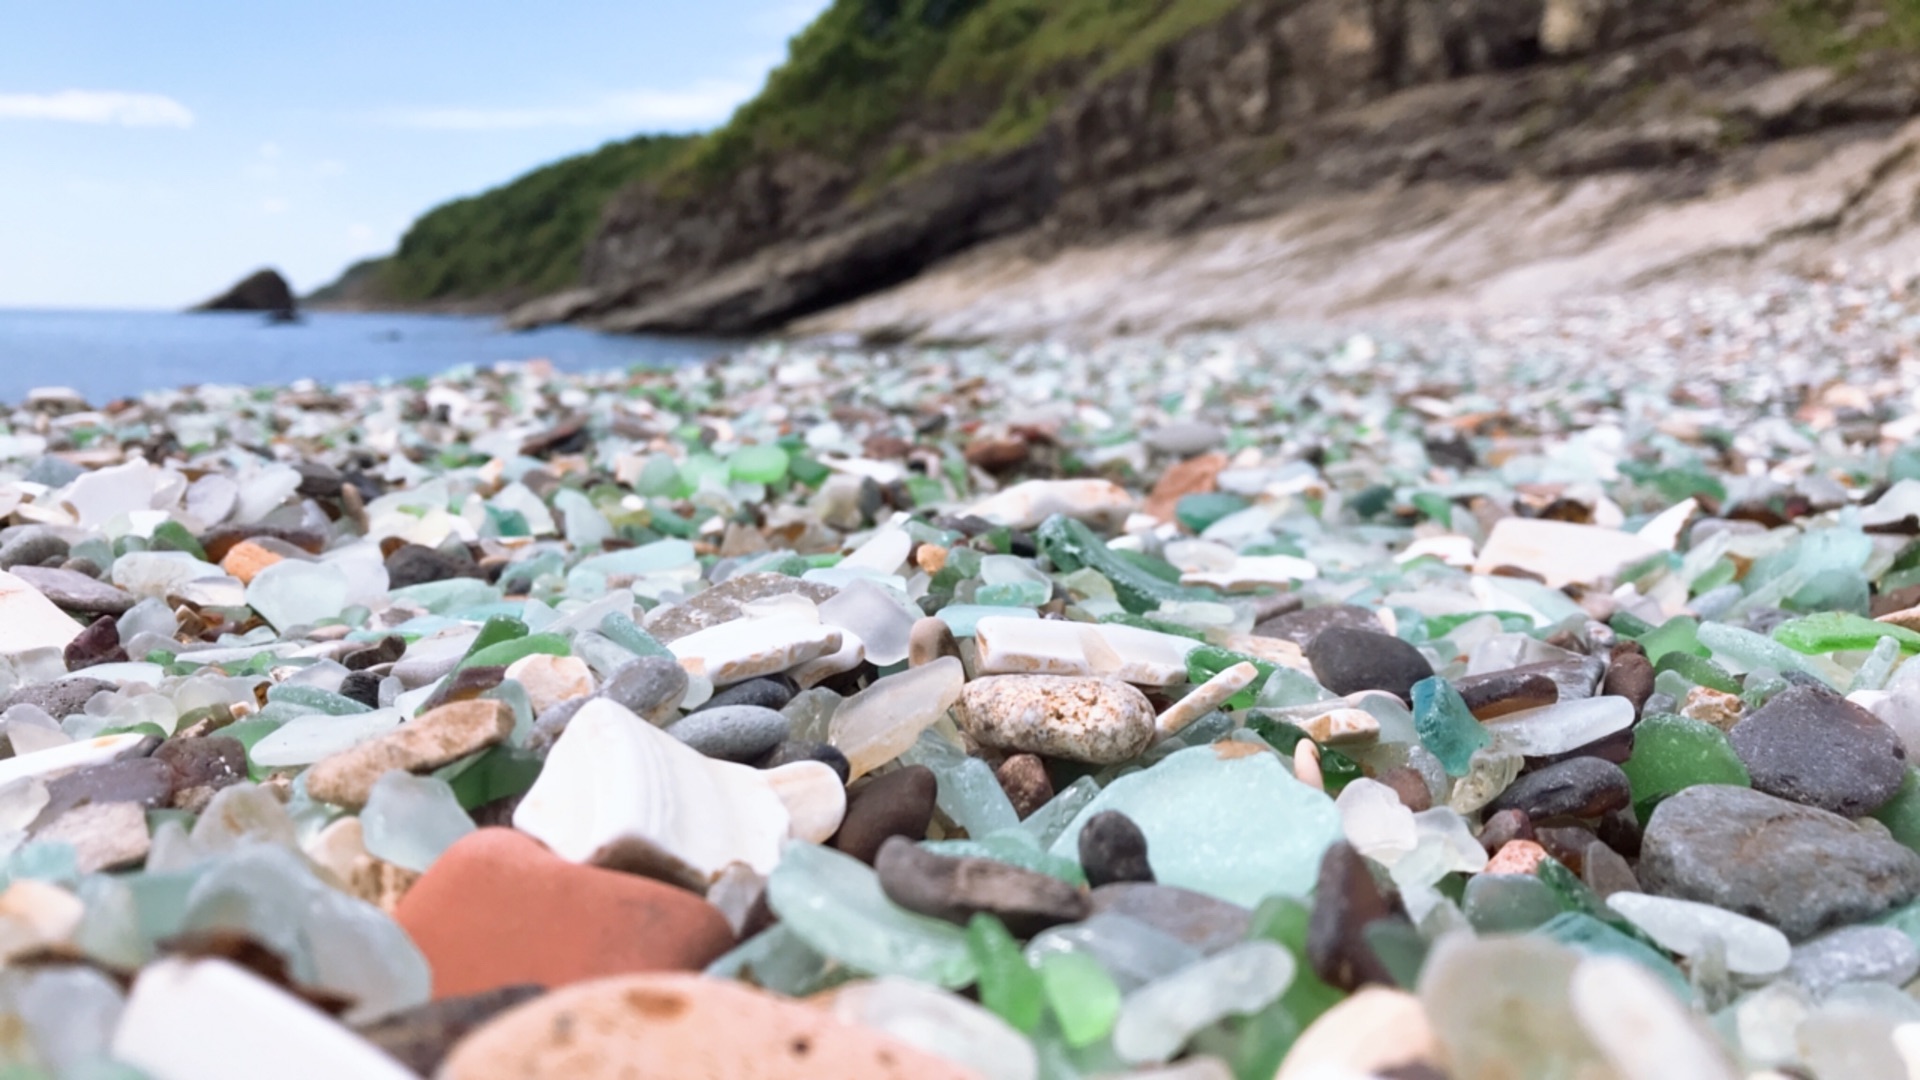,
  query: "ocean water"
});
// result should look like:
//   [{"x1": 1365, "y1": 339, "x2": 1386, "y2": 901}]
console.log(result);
[{"x1": 0, "y1": 309, "x2": 737, "y2": 404}]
